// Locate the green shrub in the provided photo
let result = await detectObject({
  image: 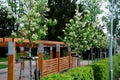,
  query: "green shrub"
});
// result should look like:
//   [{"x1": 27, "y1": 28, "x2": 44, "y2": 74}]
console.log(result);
[
  {"x1": 68, "y1": 67, "x2": 94, "y2": 80},
  {"x1": 40, "y1": 73, "x2": 73, "y2": 80},
  {"x1": 113, "y1": 53, "x2": 120, "y2": 79},
  {"x1": 40, "y1": 67, "x2": 94, "y2": 80},
  {"x1": 91, "y1": 53, "x2": 120, "y2": 80},
  {"x1": 91, "y1": 62, "x2": 109, "y2": 80}
]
